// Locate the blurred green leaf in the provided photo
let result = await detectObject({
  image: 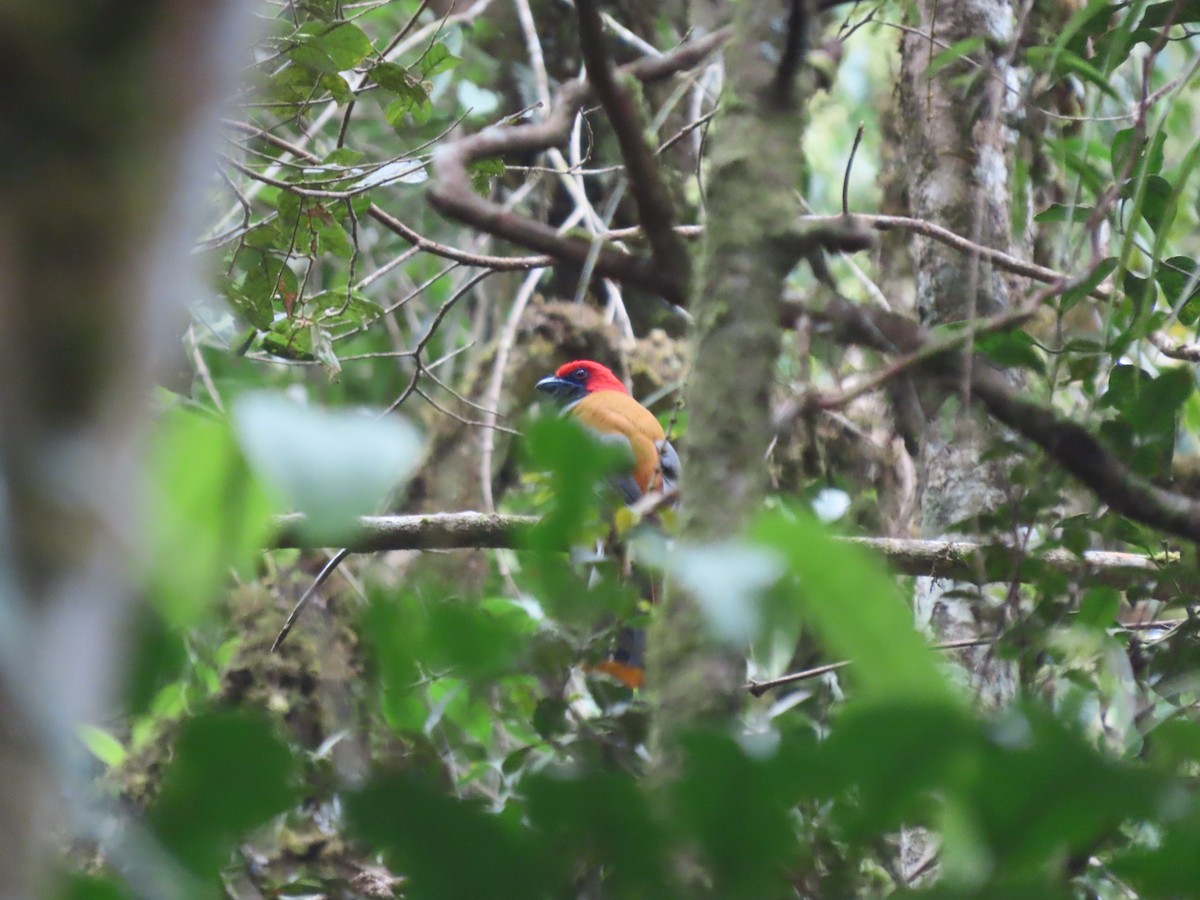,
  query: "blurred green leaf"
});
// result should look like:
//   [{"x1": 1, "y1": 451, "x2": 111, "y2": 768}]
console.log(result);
[
  {"x1": 232, "y1": 392, "x2": 422, "y2": 544},
  {"x1": 751, "y1": 510, "x2": 958, "y2": 704},
  {"x1": 426, "y1": 599, "x2": 525, "y2": 681},
  {"x1": 1077, "y1": 586, "x2": 1120, "y2": 629},
  {"x1": 1027, "y1": 46, "x2": 1120, "y2": 101},
  {"x1": 1101, "y1": 364, "x2": 1193, "y2": 436},
  {"x1": 523, "y1": 415, "x2": 628, "y2": 550},
  {"x1": 124, "y1": 607, "x2": 189, "y2": 716},
  {"x1": 963, "y1": 708, "x2": 1164, "y2": 876},
  {"x1": 1139, "y1": 0, "x2": 1200, "y2": 27},
  {"x1": 51, "y1": 874, "x2": 132, "y2": 900},
  {"x1": 926, "y1": 36, "x2": 984, "y2": 80},
  {"x1": 290, "y1": 21, "x2": 372, "y2": 73},
  {"x1": 346, "y1": 773, "x2": 553, "y2": 900},
  {"x1": 77, "y1": 725, "x2": 126, "y2": 768},
  {"x1": 976, "y1": 330, "x2": 1045, "y2": 373},
  {"x1": 527, "y1": 770, "x2": 670, "y2": 897},
  {"x1": 468, "y1": 157, "x2": 506, "y2": 194},
  {"x1": 1156, "y1": 256, "x2": 1200, "y2": 323},
  {"x1": 145, "y1": 408, "x2": 273, "y2": 626},
  {"x1": 672, "y1": 730, "x2": 822, "y2": 899},
  {"x1": 150, "y1": 711, "x2": 296, "y2": 878},
  {"x1": 1034, "y1": 203, "x2": 1094, "y2": 224},
  {"x1": 823, "y1": 702, "x2": 979, "y2": 840}
]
